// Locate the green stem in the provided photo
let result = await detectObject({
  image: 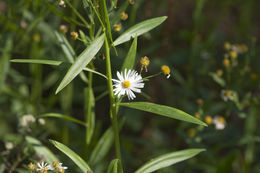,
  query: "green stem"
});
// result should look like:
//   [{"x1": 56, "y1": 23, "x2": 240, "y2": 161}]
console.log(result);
[
  {"x1": 104, "y1": 37, "x2": 123, "y2": 172},
  {"x1": 85, "y1": 68, "x2": 93, "y2": 145}
]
